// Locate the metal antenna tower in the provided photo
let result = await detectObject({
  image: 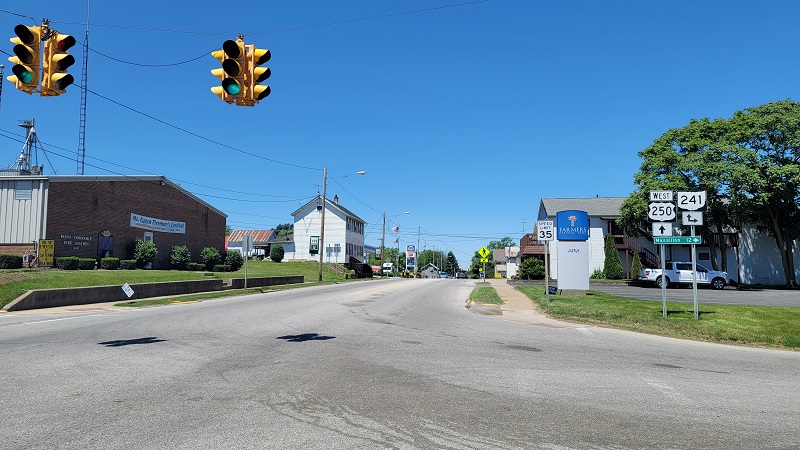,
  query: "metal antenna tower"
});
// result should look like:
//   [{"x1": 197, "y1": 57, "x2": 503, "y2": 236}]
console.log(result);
[
  {"x1": 5, "y1": 119, "x2": 44, "y2": 175},
  {"x1": 76, "y1": 1, "x2": 90, "y2": 175}
]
